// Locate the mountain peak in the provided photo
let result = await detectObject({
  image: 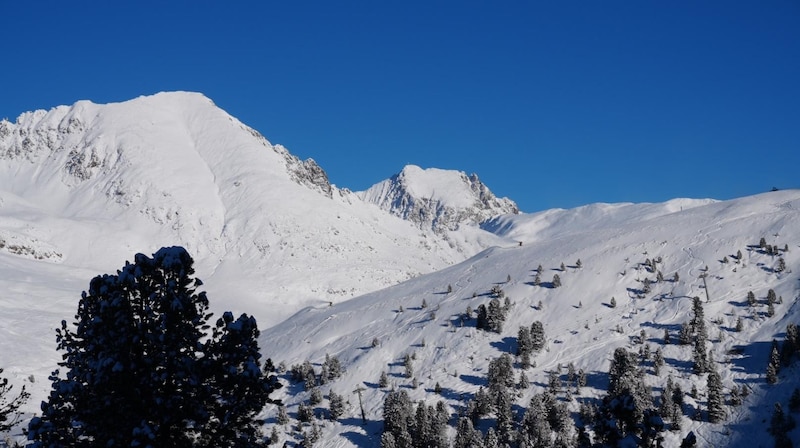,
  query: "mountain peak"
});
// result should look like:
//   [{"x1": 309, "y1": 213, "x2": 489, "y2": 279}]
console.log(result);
[{"x1": 359, "y1": 165, "x2": 518, "y2": 232}]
